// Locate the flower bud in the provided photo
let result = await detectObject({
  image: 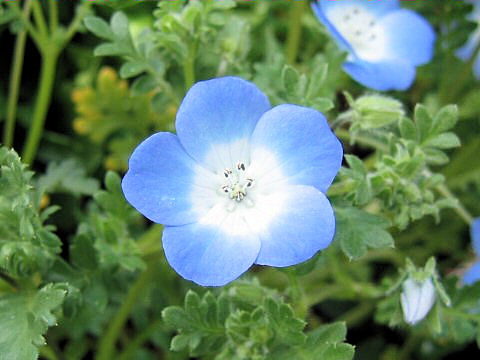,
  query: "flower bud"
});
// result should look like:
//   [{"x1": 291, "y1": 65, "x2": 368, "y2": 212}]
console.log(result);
[
  {"x1": 355, "y1": 95, "x2": 405, "y2": 129},
  {"x1": 400, "y1": 277, "x2": 436, "y2": 325}
]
